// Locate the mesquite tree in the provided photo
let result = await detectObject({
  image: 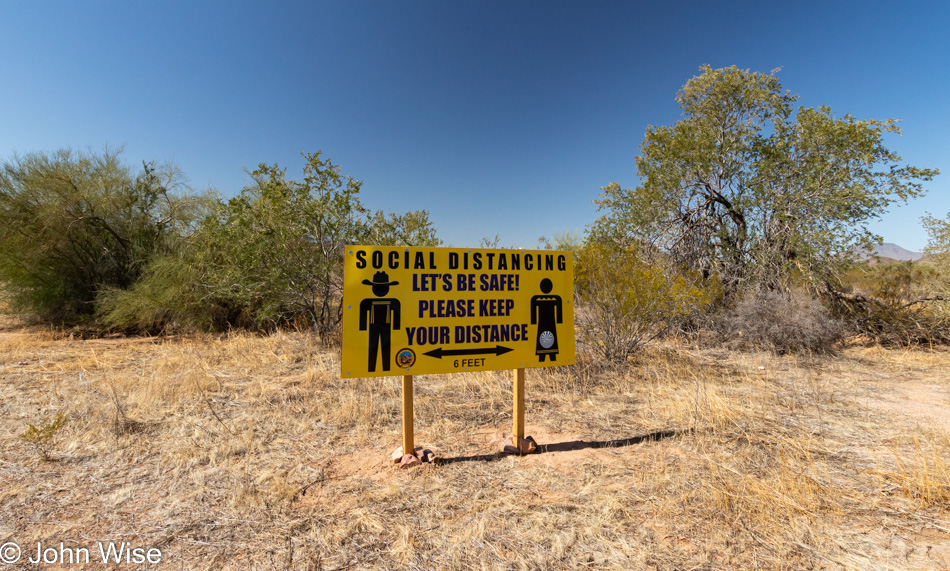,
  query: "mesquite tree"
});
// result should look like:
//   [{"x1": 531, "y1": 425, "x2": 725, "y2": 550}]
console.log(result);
[
  {"x1": 592, "y1": 65, "x2": 938, "y2": 300},
  {"x1": 0, "y1": 149, "x2": 201, "y2": 322},
  {"x1": 99, "y1": 151, "x2": 440, "y2": 337}
]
